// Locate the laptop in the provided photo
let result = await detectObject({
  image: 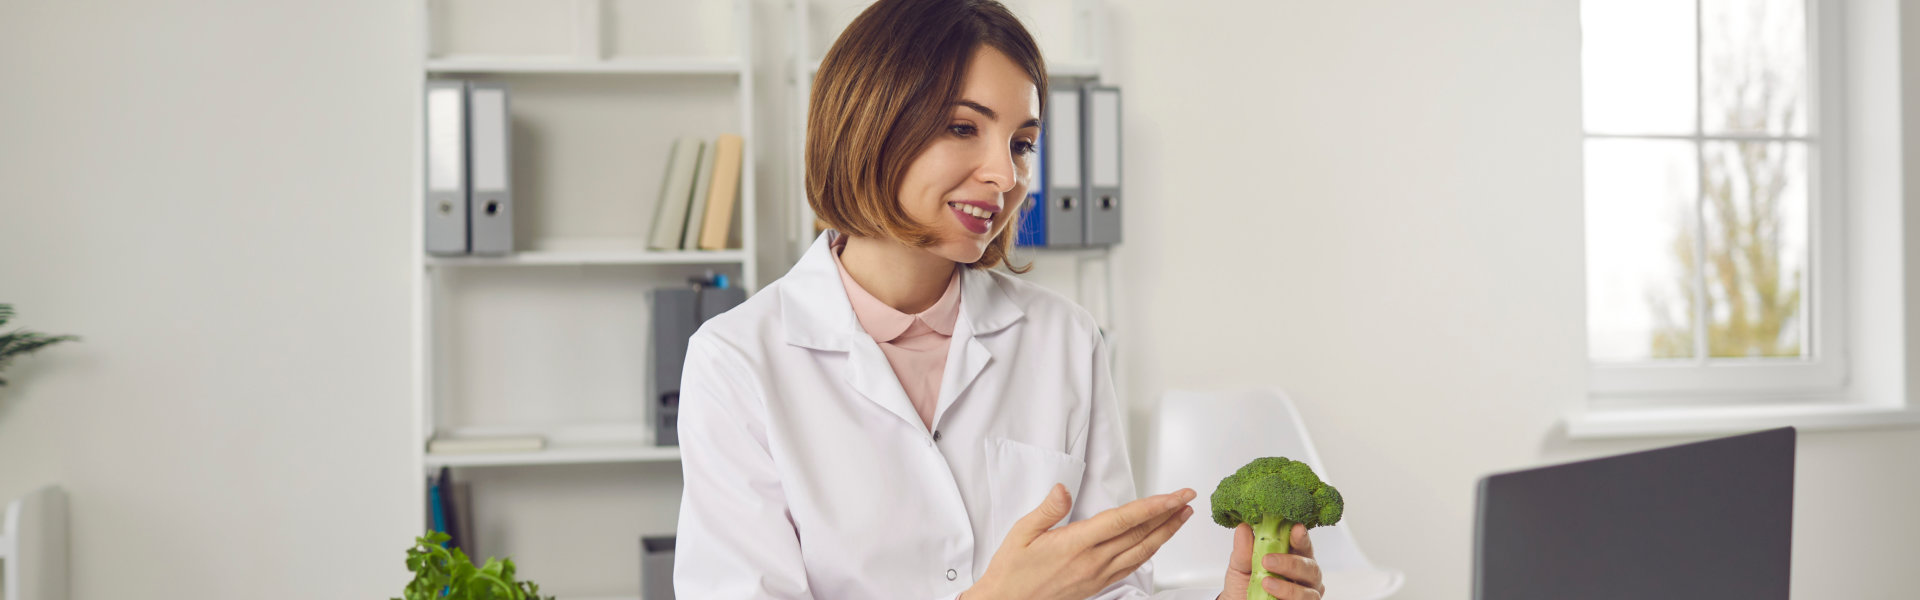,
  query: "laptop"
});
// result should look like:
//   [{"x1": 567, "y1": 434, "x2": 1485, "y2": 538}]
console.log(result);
[{"x1": 1473, "y1": 426, "x2": 1795, "y2": 600}]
